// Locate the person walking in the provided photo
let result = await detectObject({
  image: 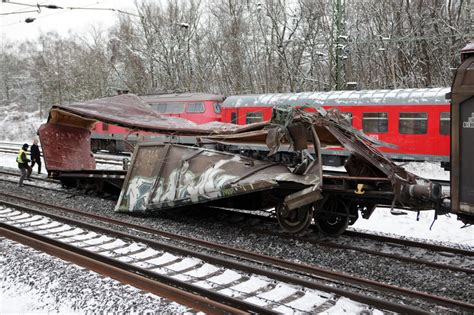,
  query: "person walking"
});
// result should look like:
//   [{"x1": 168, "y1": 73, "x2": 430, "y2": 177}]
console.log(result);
[
  {"x1": 17, "y1": 143, "x2": 32, "y2": 187},
  {"x1": 30, "y1": 138, "x2": 42, "y2": 174}
]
